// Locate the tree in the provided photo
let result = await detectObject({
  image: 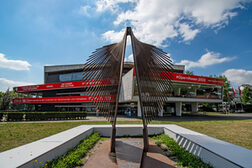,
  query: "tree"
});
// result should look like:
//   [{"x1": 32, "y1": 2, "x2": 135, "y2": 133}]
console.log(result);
[
  {"x1": 185, "y1": 70, "x2": 194, "y2": 75},
  {"x1": 0, "y1": 89, "x2": 11, "y2": 110},
  {"x1": 214, "y1": 75, "x2": 231, "y2": 102},
  {"x1": 241, "y1": 87, "x2": 252, "y2": 104},
  {"x1": 0, "y1": 89, "x2": 29, "y2": 111},
  {"x1": 0, "y1": 91, "x2": 4, "y2": 110},
  {"x1": 0, "y1": 91, "x2": 4, "y2": 98},
  {"x1": 9, "y1": 91, "x2": 29, "y2": 111}
]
